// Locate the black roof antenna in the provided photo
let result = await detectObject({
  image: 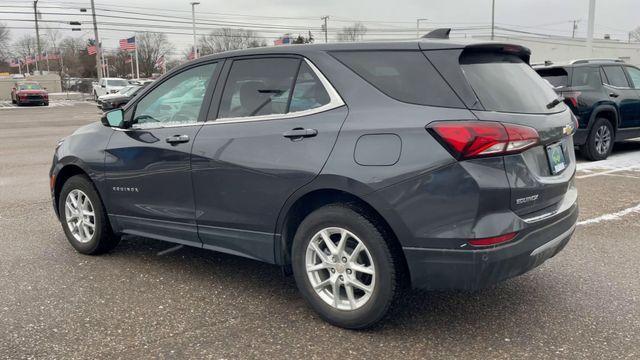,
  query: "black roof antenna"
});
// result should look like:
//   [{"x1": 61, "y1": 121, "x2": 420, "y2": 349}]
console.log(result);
[{"x1": 422, "y1": 28, "x2": 451, "y2": 39}]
